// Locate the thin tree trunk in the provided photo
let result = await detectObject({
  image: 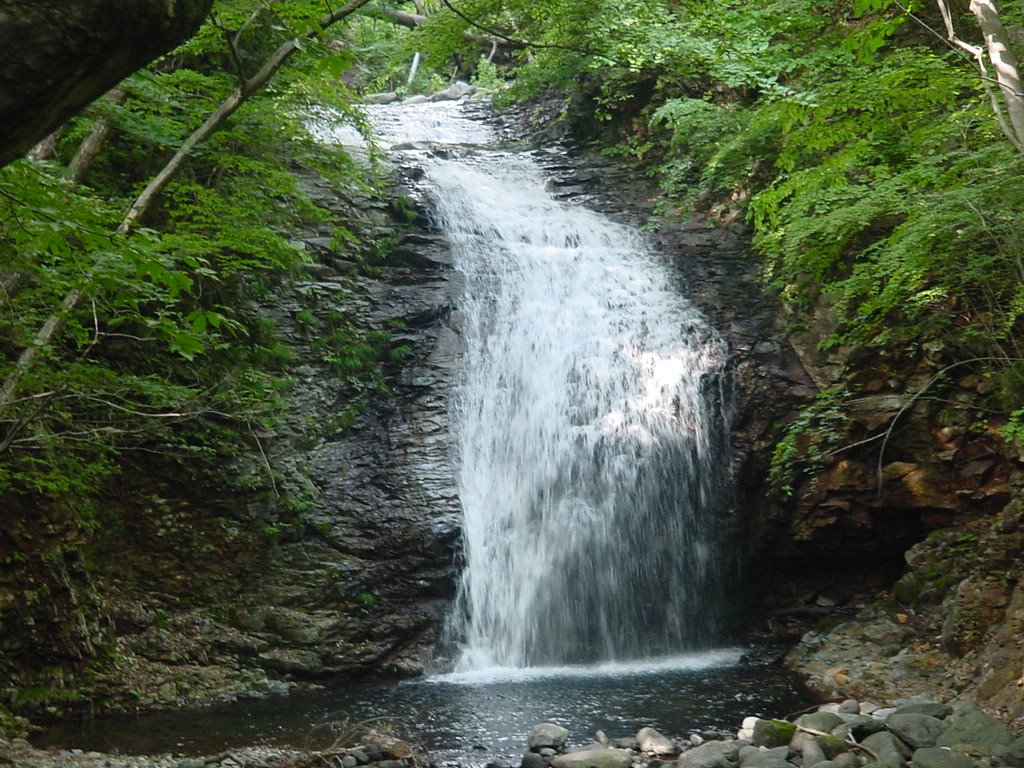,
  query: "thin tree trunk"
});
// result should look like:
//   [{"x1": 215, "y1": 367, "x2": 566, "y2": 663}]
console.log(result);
[
  {"x1": 68, "y1": 87, "x2": 127, "y2": 183},
  {"x1": 969, "y1": 0, "x2": 1024, "y2": 152},
  {"x1": 29, "y1": 129, "x2": 63, "y2": 161},
  {"x1": 0, "y1": 0, "x2": 374, "y2": 413}
]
